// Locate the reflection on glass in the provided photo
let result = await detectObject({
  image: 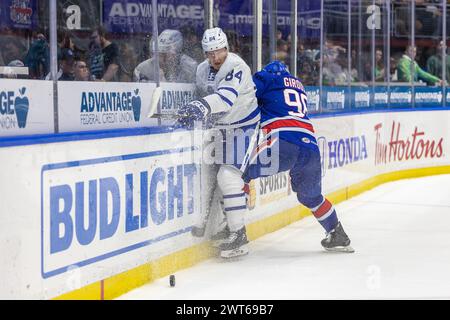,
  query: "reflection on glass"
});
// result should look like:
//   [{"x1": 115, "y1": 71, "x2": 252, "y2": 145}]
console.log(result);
[
  {"x1": 134, "y1": 28, "x2": 198, "y2": 83},
  {"x1": 323, "y1": 0, "x2": 350, "y2": 87},
  {"x1": 218, "y1": 0, "x2": 254, "y2": 70},
  {"x1": 296, "y1": 0, "x2": 321, "y2": 86}
]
